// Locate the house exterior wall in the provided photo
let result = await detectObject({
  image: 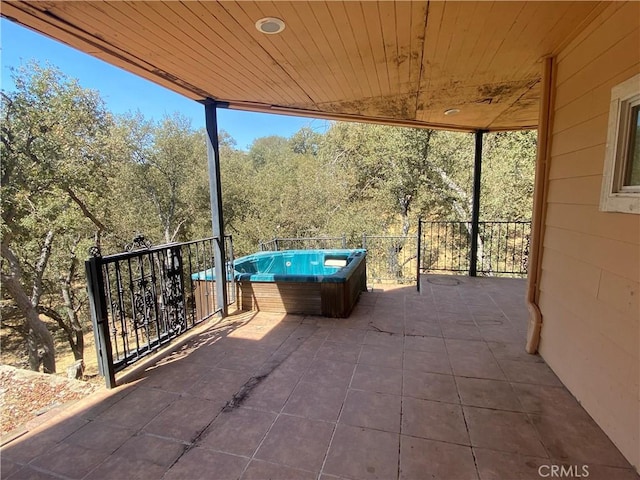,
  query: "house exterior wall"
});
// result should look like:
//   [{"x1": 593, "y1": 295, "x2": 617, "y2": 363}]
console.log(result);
[{"x1": 538, "y1": 1, "x2": 640, "y2": 470}]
